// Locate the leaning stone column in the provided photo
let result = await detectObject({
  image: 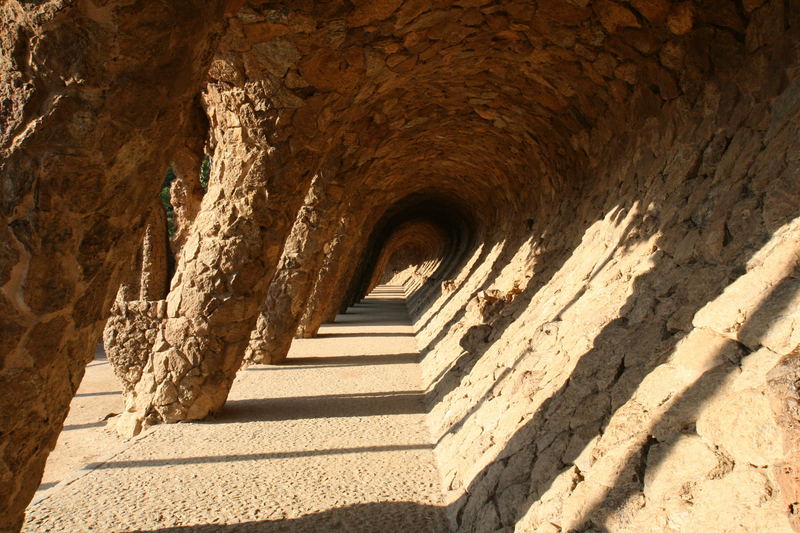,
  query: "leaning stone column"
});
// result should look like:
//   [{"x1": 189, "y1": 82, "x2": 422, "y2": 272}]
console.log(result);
[
  {"x1": 244, "y1": 174, "x2": 345, "y2": 364},
  {"x1": 297, "y1": 215, "x2": 369, "y2": 337},
  {"x1": 103, "y1": 200, "x2": 170, "y2": 412},
  {"x1": 337, "y1": 230, "x2": 377, "y2": 316},
  {"x1": 0, "y1": 2, "x2": 228, "y2": 531},
  {"x1": 295, "y1": 216, "x2": 348, "y2": 338},
  {"x1": 116, "y1": 81, "x2": 319, "y2": 433},
  {"x1": 169, "y1": 109, "x2": 207, "y2": 257}
]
